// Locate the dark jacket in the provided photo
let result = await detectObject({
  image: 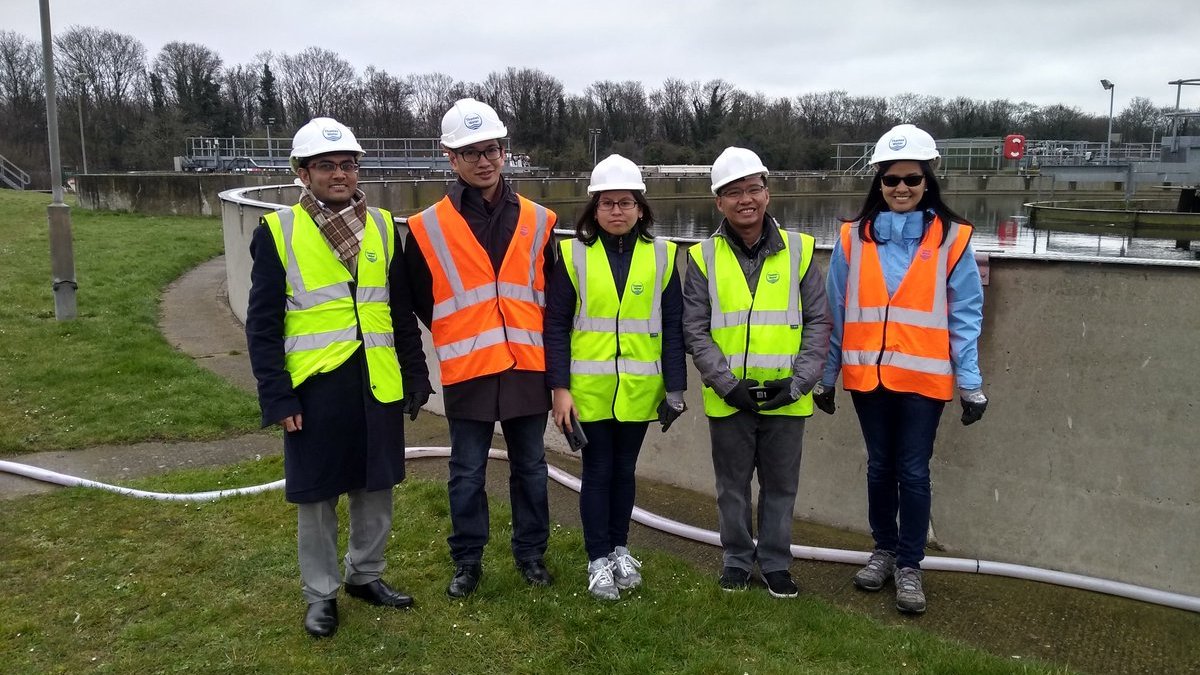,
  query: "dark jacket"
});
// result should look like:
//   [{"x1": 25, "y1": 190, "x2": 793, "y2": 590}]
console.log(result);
[
  {"x1": 544, "y1": 228, "x2": 687, "y2": 394},
  {"x1": 404, "y1": 176, "x2": 557, "y2": 422},
  {"x1": 246, "y1": 215, "x2": 430, "y2": 503}
]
